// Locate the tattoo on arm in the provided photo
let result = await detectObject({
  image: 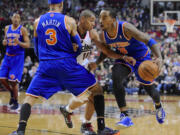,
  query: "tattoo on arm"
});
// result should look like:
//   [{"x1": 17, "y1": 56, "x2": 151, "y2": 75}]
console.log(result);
[{"x1": 124, "y1": 23, "x2": 150, "y2": 44}]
